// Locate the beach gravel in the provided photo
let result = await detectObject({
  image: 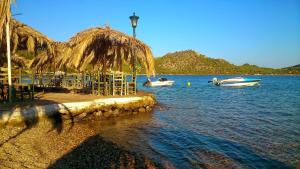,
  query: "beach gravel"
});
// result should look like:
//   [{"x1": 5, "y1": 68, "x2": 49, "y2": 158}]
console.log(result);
[{"x1": 0, "y1": 119, "x2": 163, "y2": 169}]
